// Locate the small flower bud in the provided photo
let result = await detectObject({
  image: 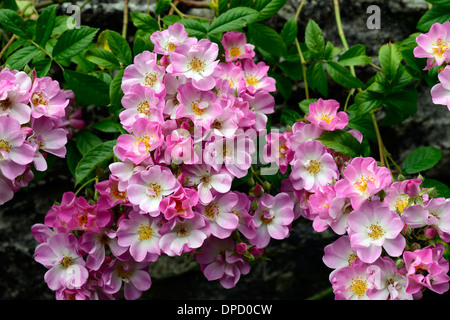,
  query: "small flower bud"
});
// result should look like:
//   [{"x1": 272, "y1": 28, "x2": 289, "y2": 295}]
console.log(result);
[
  {"x1": 424, "y1": 227, "x2": 437, "y2": 239},
  {"x1": 249, "y1": 246, "x2": 264, "y2": 259},
  {"x1": 236, "y1": 243, "x2": 247, "y2": 255}
]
